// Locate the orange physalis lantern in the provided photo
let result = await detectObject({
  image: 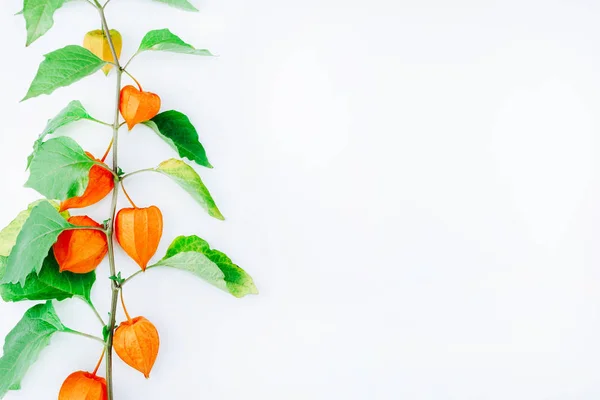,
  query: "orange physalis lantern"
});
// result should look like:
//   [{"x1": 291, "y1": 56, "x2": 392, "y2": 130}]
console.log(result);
[
  {"x1": 115, "y1": 206, "x2": 163, "y2": 270},
  {"x1": 58, "y1": 371, "x2": 107, "y2": 400},
  {"x1": 119, "y1": 85, "x2": 161, "y2": 130},
  {"x1": 113, "y1": 316, "x2": 160, "y2": 378},
  {"x1": 114, "y1": 291, "x2": 160, "y2": 378},
  {"x1": 54, "y1": 216, "x2": 108, "y2": 274}
]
